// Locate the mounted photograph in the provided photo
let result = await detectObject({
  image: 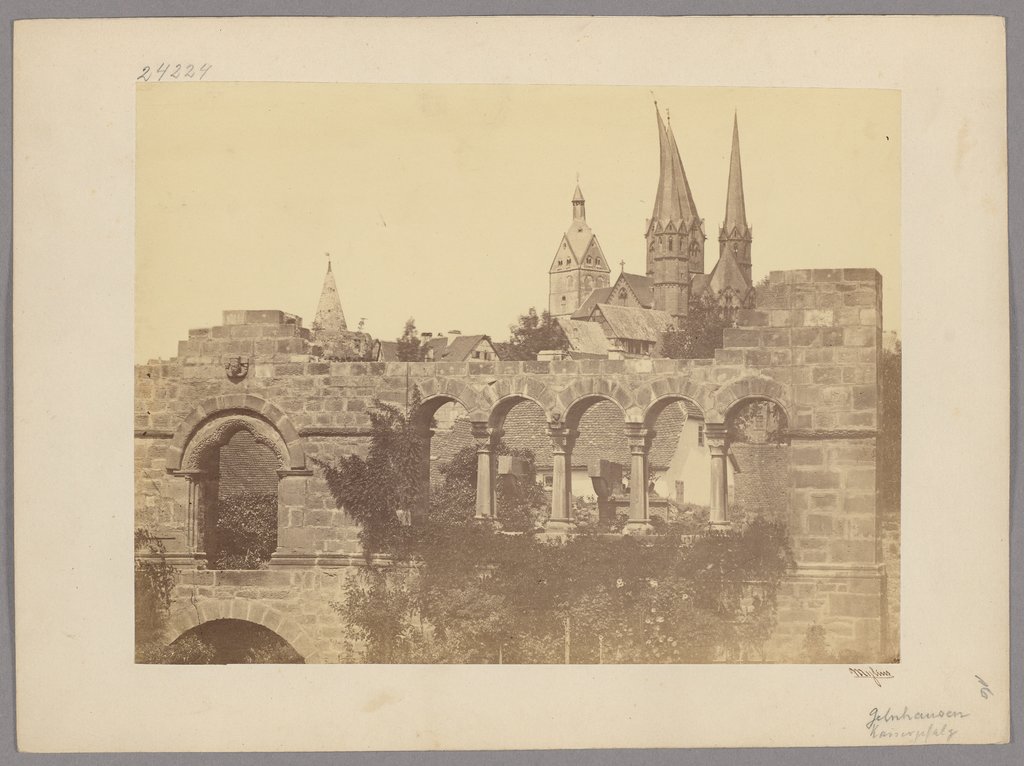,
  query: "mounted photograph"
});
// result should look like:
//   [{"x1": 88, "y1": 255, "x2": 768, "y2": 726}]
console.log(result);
[{"x1": 133, "y1": 83, "x2": 901, "y2": 665}]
